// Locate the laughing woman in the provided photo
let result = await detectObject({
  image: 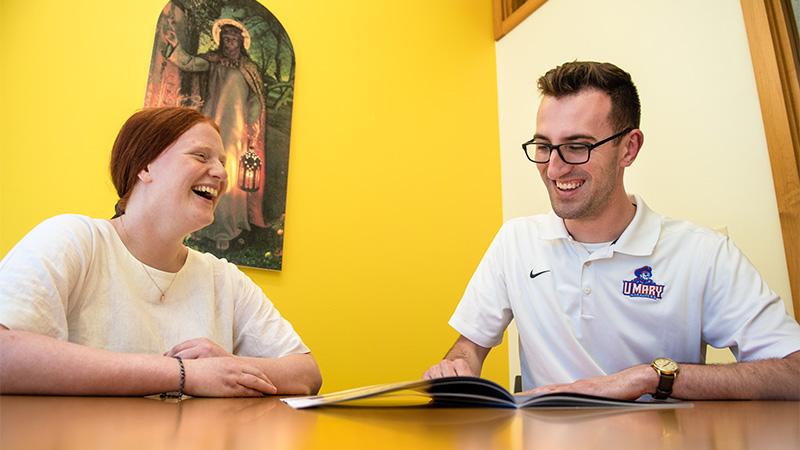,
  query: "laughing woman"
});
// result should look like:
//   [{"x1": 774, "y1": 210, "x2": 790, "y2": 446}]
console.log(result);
[{"x1": 0, "y1": 107, "x2": 321, "y2": 397}]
